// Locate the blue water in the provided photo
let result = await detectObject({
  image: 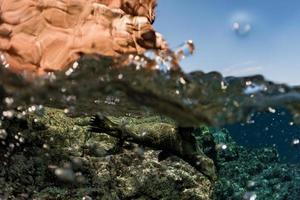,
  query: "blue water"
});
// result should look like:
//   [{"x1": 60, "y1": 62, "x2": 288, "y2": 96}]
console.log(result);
[{"x1": 226, "y1": 108, "x2": 300, "y2": 163}]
